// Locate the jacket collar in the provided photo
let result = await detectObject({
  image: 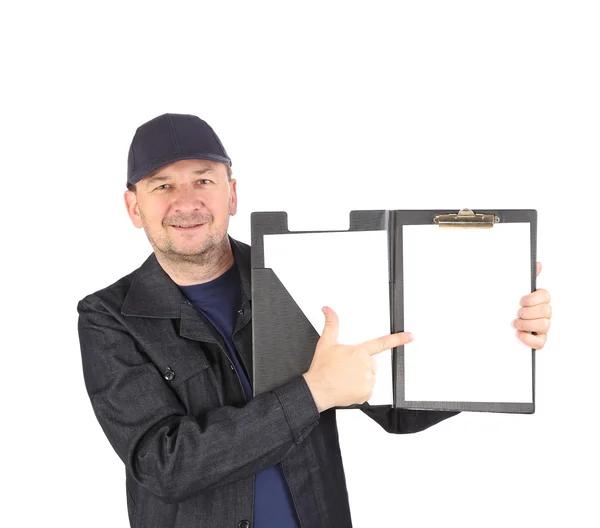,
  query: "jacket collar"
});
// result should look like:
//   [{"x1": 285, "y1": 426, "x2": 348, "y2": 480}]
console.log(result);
[{"x1": 121, "y1": 235, "x2": 251, "y2": 318}]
